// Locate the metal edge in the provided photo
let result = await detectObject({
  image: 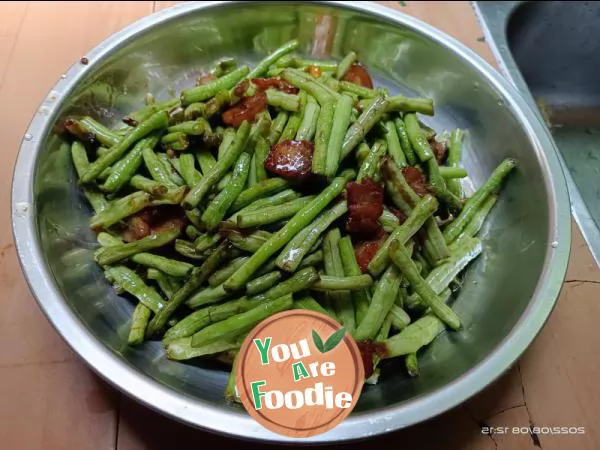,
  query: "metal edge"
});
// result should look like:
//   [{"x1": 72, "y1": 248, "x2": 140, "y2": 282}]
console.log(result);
[
  {"x1": 473, "y1": 1, "x2": 600, "y2": 266},
  {"x1": 10, "y1": 0, "x2": 571, "y2": 443}
]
